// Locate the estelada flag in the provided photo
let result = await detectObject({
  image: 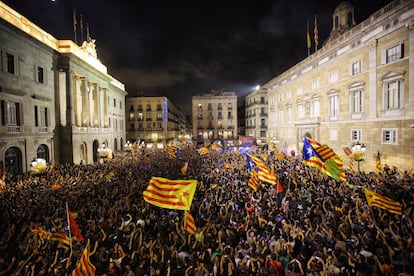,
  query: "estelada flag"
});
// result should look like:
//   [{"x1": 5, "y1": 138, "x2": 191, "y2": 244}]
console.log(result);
[
  {"x1": 364, "y1": 188, "x2": 402, "y2": 215},
  {"x1": 143, "y1": 177, "x2": 197, "y2": 210},
  {"x1": 72, "y1": 239, "x2": 96, "y2": 276},
  {"x1": 248, "y1": 169, "x2": 259, "y2": 191},
  {"x1": 184, "y1": 210, "x2": 196, "y2": 234}
]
